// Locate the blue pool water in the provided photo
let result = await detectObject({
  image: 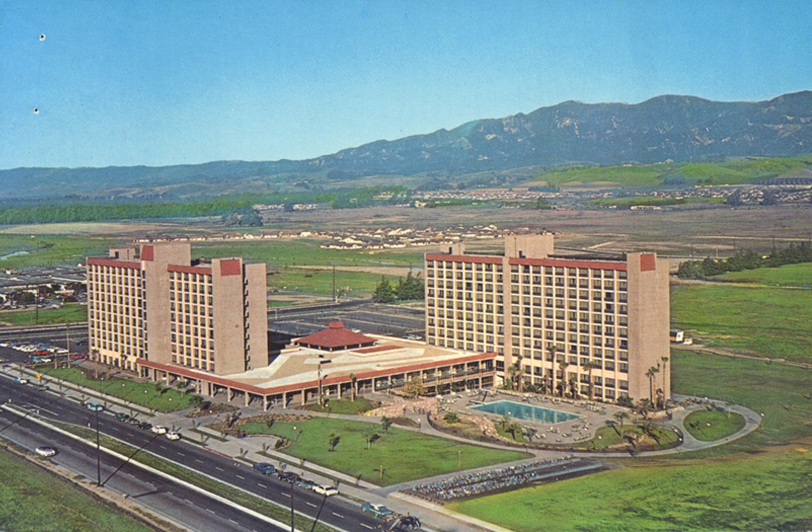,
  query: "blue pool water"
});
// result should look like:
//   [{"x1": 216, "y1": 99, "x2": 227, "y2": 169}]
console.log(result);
[{"x1": 470, "y1": 400, "x2": 580, "y2": 424}]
